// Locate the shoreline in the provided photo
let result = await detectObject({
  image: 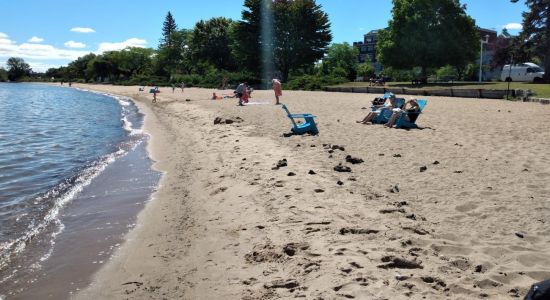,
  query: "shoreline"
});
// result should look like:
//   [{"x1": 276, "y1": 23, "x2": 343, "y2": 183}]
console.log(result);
[
  {"x1": 73, "y1": 84, "x2": 550, "y2": 299},
  {"x1": 0, "y1": 86, "x2": 160, "y2": 299}
]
